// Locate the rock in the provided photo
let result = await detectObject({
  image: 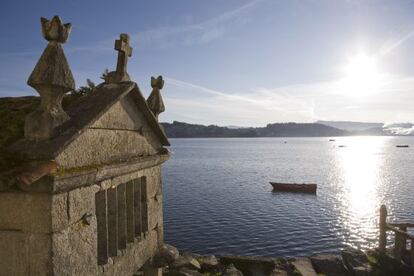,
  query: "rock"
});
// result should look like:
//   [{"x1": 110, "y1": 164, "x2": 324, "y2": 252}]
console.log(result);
[
  {"x1": 152, "y1": 244, "x2": 179, "y2": 267},
  {"x1": 310, "y1": 254, "x2": 347, "y2": 276},
  {"x1": 270, "y1": 268, "x2": 288, "y2": 276},
  {"x1": 341, "y1": 247, "x2": 372, "y2": 276},
  {"x1": 223, "y1": 264, "x2": 243, "y2": 276},
  {"x1": 181, "y1": 252, "x2": 202, "y2": 260},
  {"x1": 170, "y1": 255, "x2": 201, "y2": 271},
  {"x1": 169, "y1": 268, "x2": 203, "y2": 276},
  {"x1": 291, "y1": 257, "x2": 317, "y2": 276},
  {"x1": 198, "y1": 255, "x2": 220, "y2": 272},
  {"x1": 352, "y1": 266, "x2": 372, "y2": 276}
]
